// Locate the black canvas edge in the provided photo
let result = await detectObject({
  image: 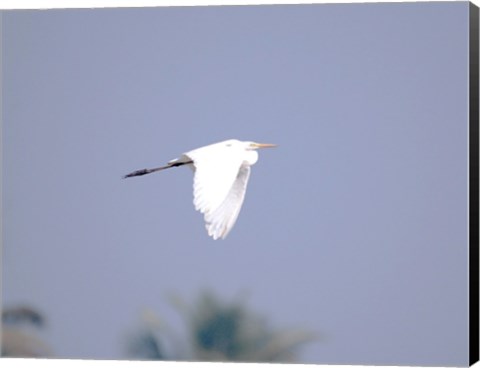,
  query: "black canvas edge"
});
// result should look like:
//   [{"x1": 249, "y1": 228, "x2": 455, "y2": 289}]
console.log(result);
[{"x1": 470, "y1": 2, "x2": 479, "y2": 366}]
